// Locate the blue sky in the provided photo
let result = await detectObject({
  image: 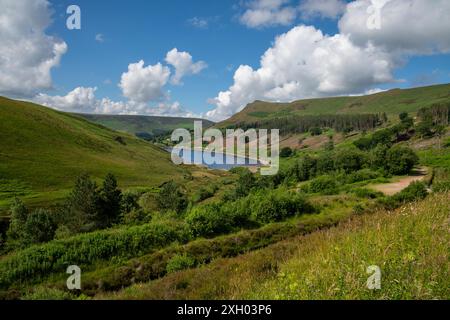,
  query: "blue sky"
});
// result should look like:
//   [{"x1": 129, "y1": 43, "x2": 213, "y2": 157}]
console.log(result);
[{"x1": 1, "y1": 0, "x2": 450, "y2": 120}]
